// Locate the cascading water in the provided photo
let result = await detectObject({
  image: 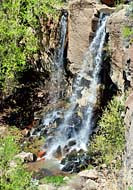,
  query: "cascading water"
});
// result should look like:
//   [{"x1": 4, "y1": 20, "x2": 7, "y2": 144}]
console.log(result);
[
  {"x1": 50, "y1": 13, "x2": 68, "y2": 103},
  {"x1": 30, "y1": 13, "x2": 67, "y2": 137},
  {"x1": 44, "y1": 13, "x2": 108, "y2": 160}
]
